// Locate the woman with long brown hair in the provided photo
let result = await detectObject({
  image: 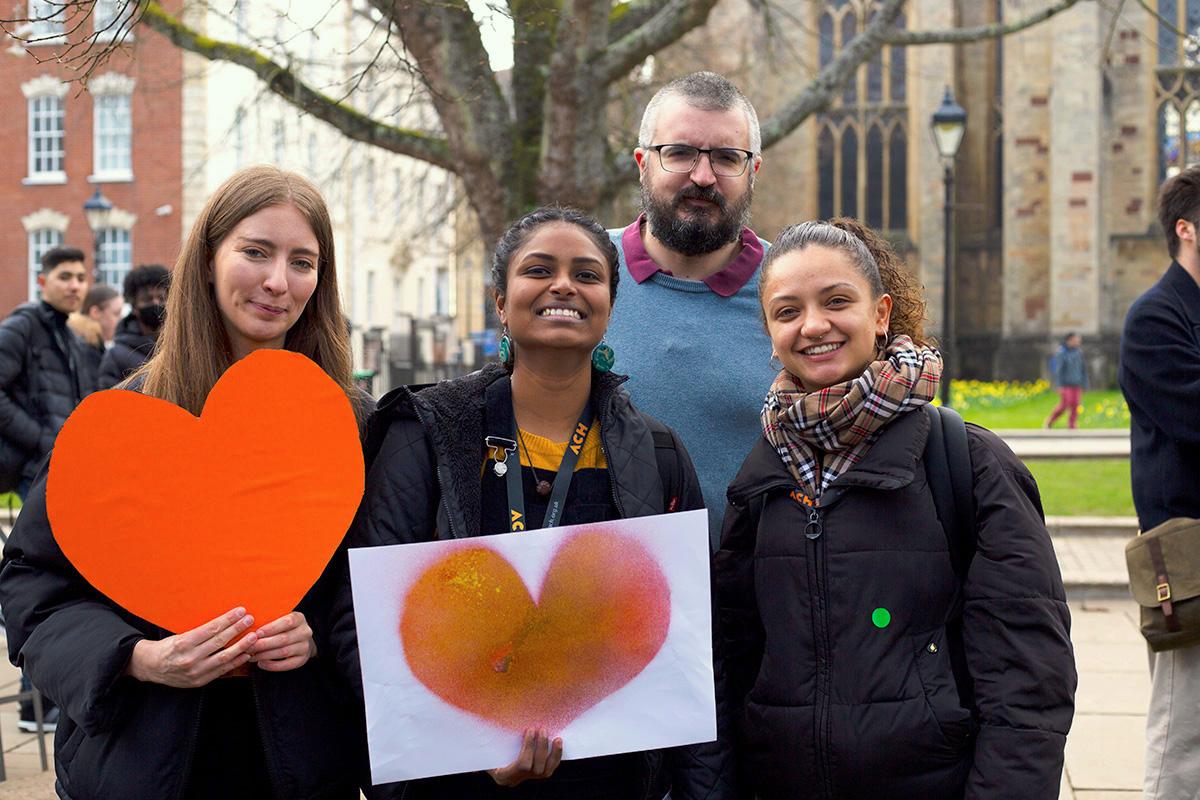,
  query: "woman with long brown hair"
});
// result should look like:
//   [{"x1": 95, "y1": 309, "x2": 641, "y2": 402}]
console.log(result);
[
  {"x1": 716, "y1": 218, "x2": 1076, "y2": 798},
  {"x1": 0, "y1": 166, "x2": 364, "y2": 799}
]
